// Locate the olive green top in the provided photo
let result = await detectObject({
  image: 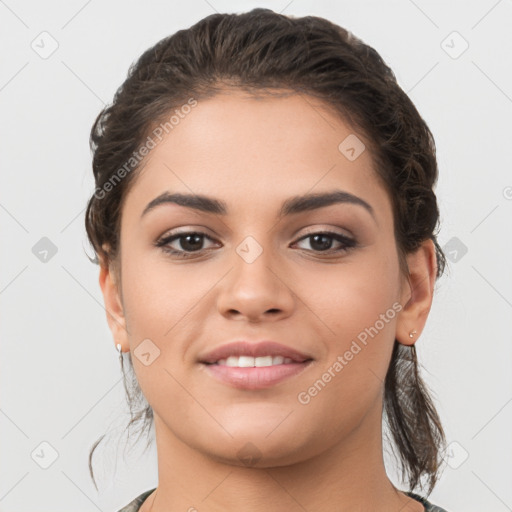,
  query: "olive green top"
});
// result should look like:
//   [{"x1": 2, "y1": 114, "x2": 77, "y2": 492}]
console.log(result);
[{"x1": 117, "y1": 488, "x2": 450, "y2": 511}]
